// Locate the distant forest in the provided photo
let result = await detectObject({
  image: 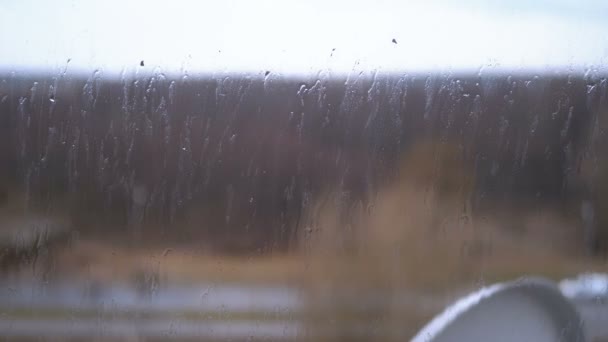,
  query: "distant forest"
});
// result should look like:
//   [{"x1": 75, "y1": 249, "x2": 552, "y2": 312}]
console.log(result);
[{"x1": 1, "y1": 70, "x2": 607, "y2": 252}]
